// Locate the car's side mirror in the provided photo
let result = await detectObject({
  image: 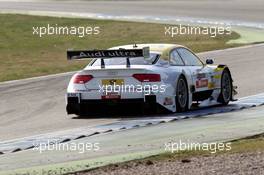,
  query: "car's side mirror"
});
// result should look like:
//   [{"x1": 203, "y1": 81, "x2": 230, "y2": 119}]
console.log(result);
[{"x1": 206, "y1": 59, "x2": 214, "y2": 64}]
